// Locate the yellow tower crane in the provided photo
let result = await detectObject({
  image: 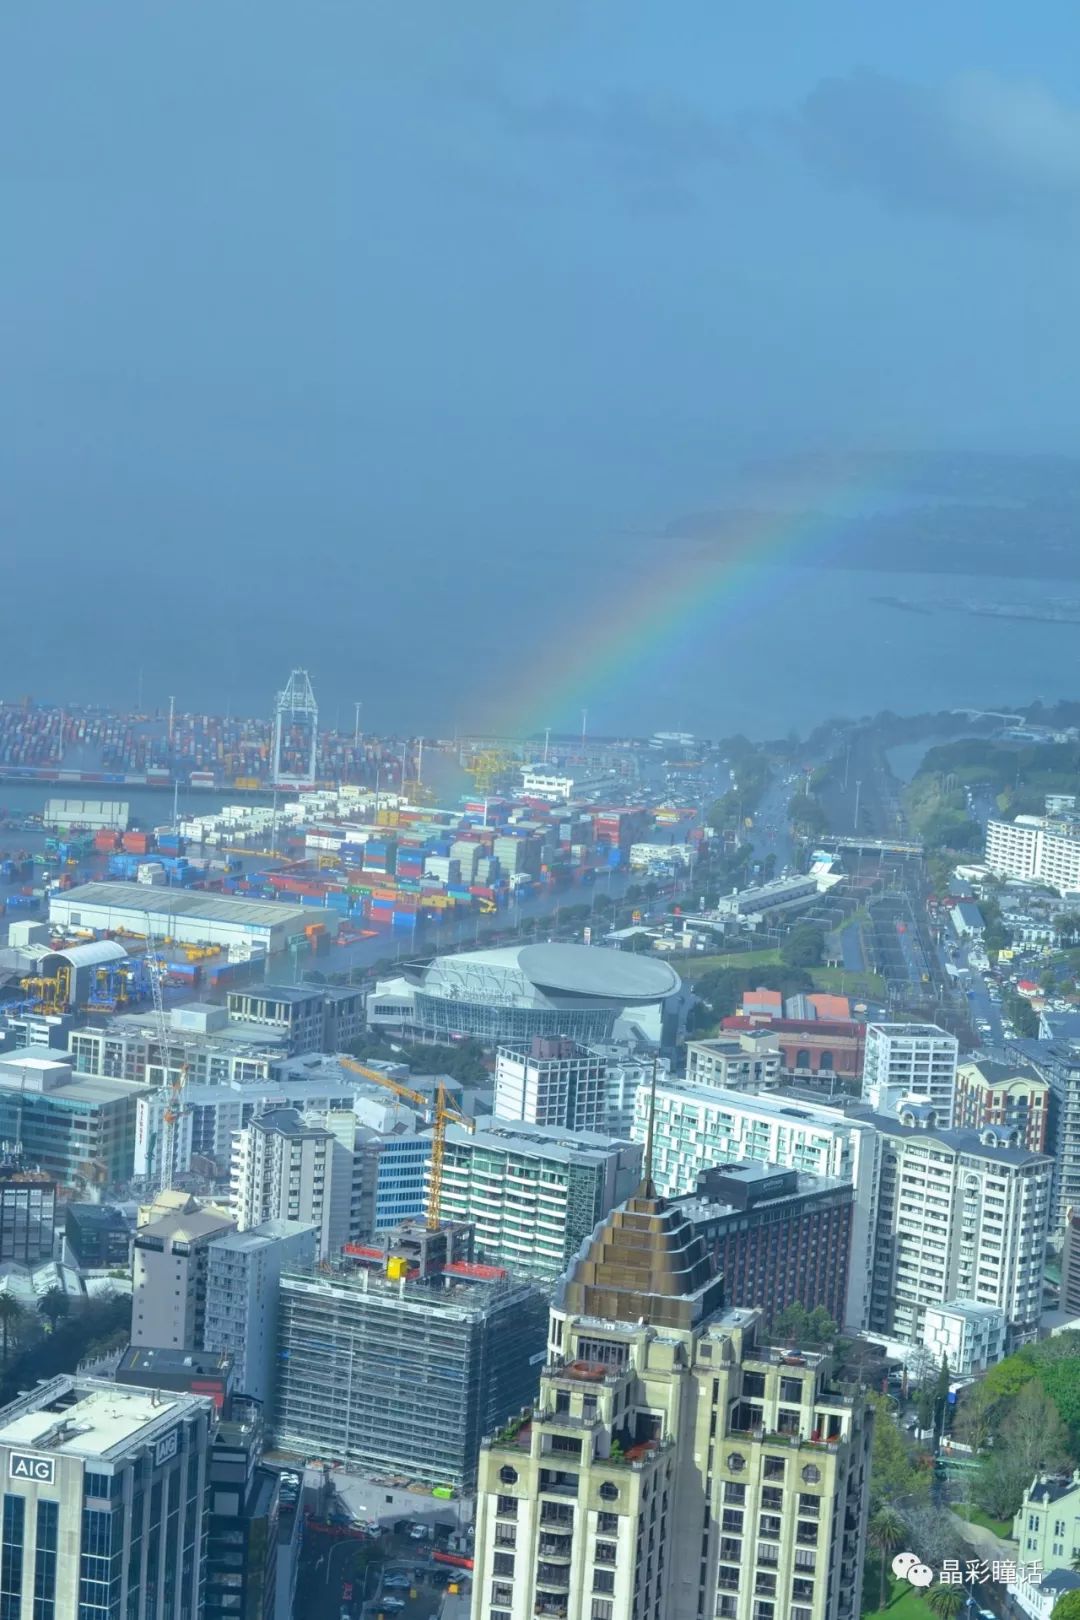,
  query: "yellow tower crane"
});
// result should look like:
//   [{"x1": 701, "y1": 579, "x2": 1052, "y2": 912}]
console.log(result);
[
  {"x1": 462, "y1": 748, "x2": 515, "y2": 796},
  {"x1": 339, "y1": 1055, "x2": 473, "y2": 1230}
]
